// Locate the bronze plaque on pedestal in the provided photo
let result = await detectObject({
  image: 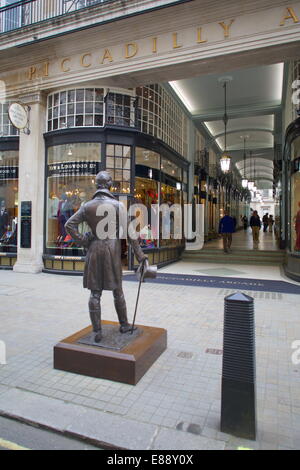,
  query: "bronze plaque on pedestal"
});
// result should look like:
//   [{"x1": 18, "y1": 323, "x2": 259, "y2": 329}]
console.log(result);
[{"x1": 53, "y1": 320, "x2": 167, "y2": 385}]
